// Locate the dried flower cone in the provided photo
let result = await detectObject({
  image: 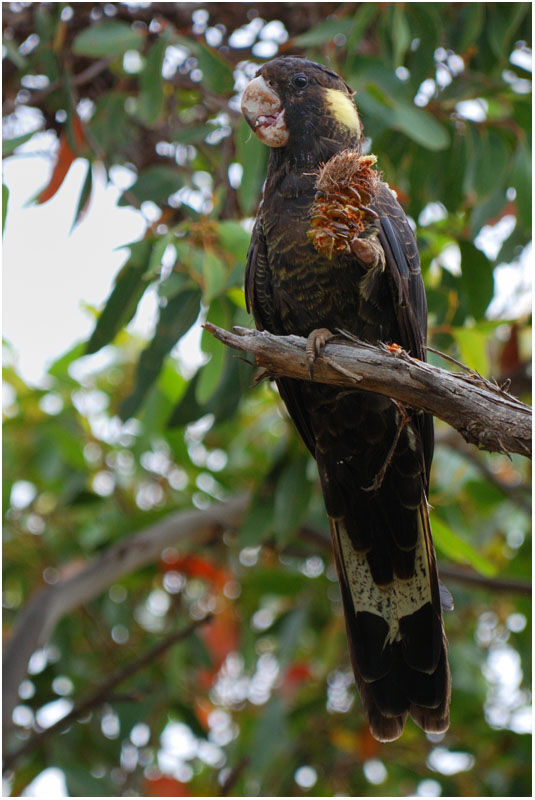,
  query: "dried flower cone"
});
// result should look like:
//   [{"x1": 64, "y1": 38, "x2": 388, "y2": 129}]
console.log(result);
[{"x1": 308, "y1": 150, "x2": 380, "y2": 260}]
